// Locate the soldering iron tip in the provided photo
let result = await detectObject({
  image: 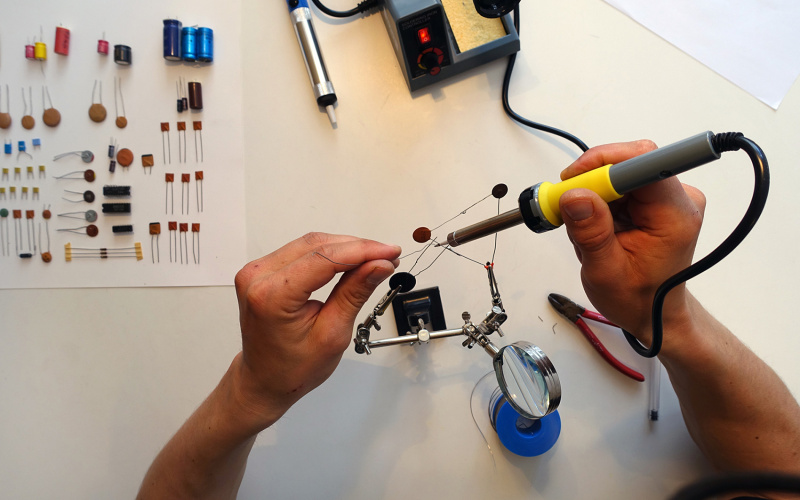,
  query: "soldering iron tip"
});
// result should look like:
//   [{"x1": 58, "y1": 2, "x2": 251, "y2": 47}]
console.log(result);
[{"x1": 326, "y1": 105, "x2": 337, "y2": 127}]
